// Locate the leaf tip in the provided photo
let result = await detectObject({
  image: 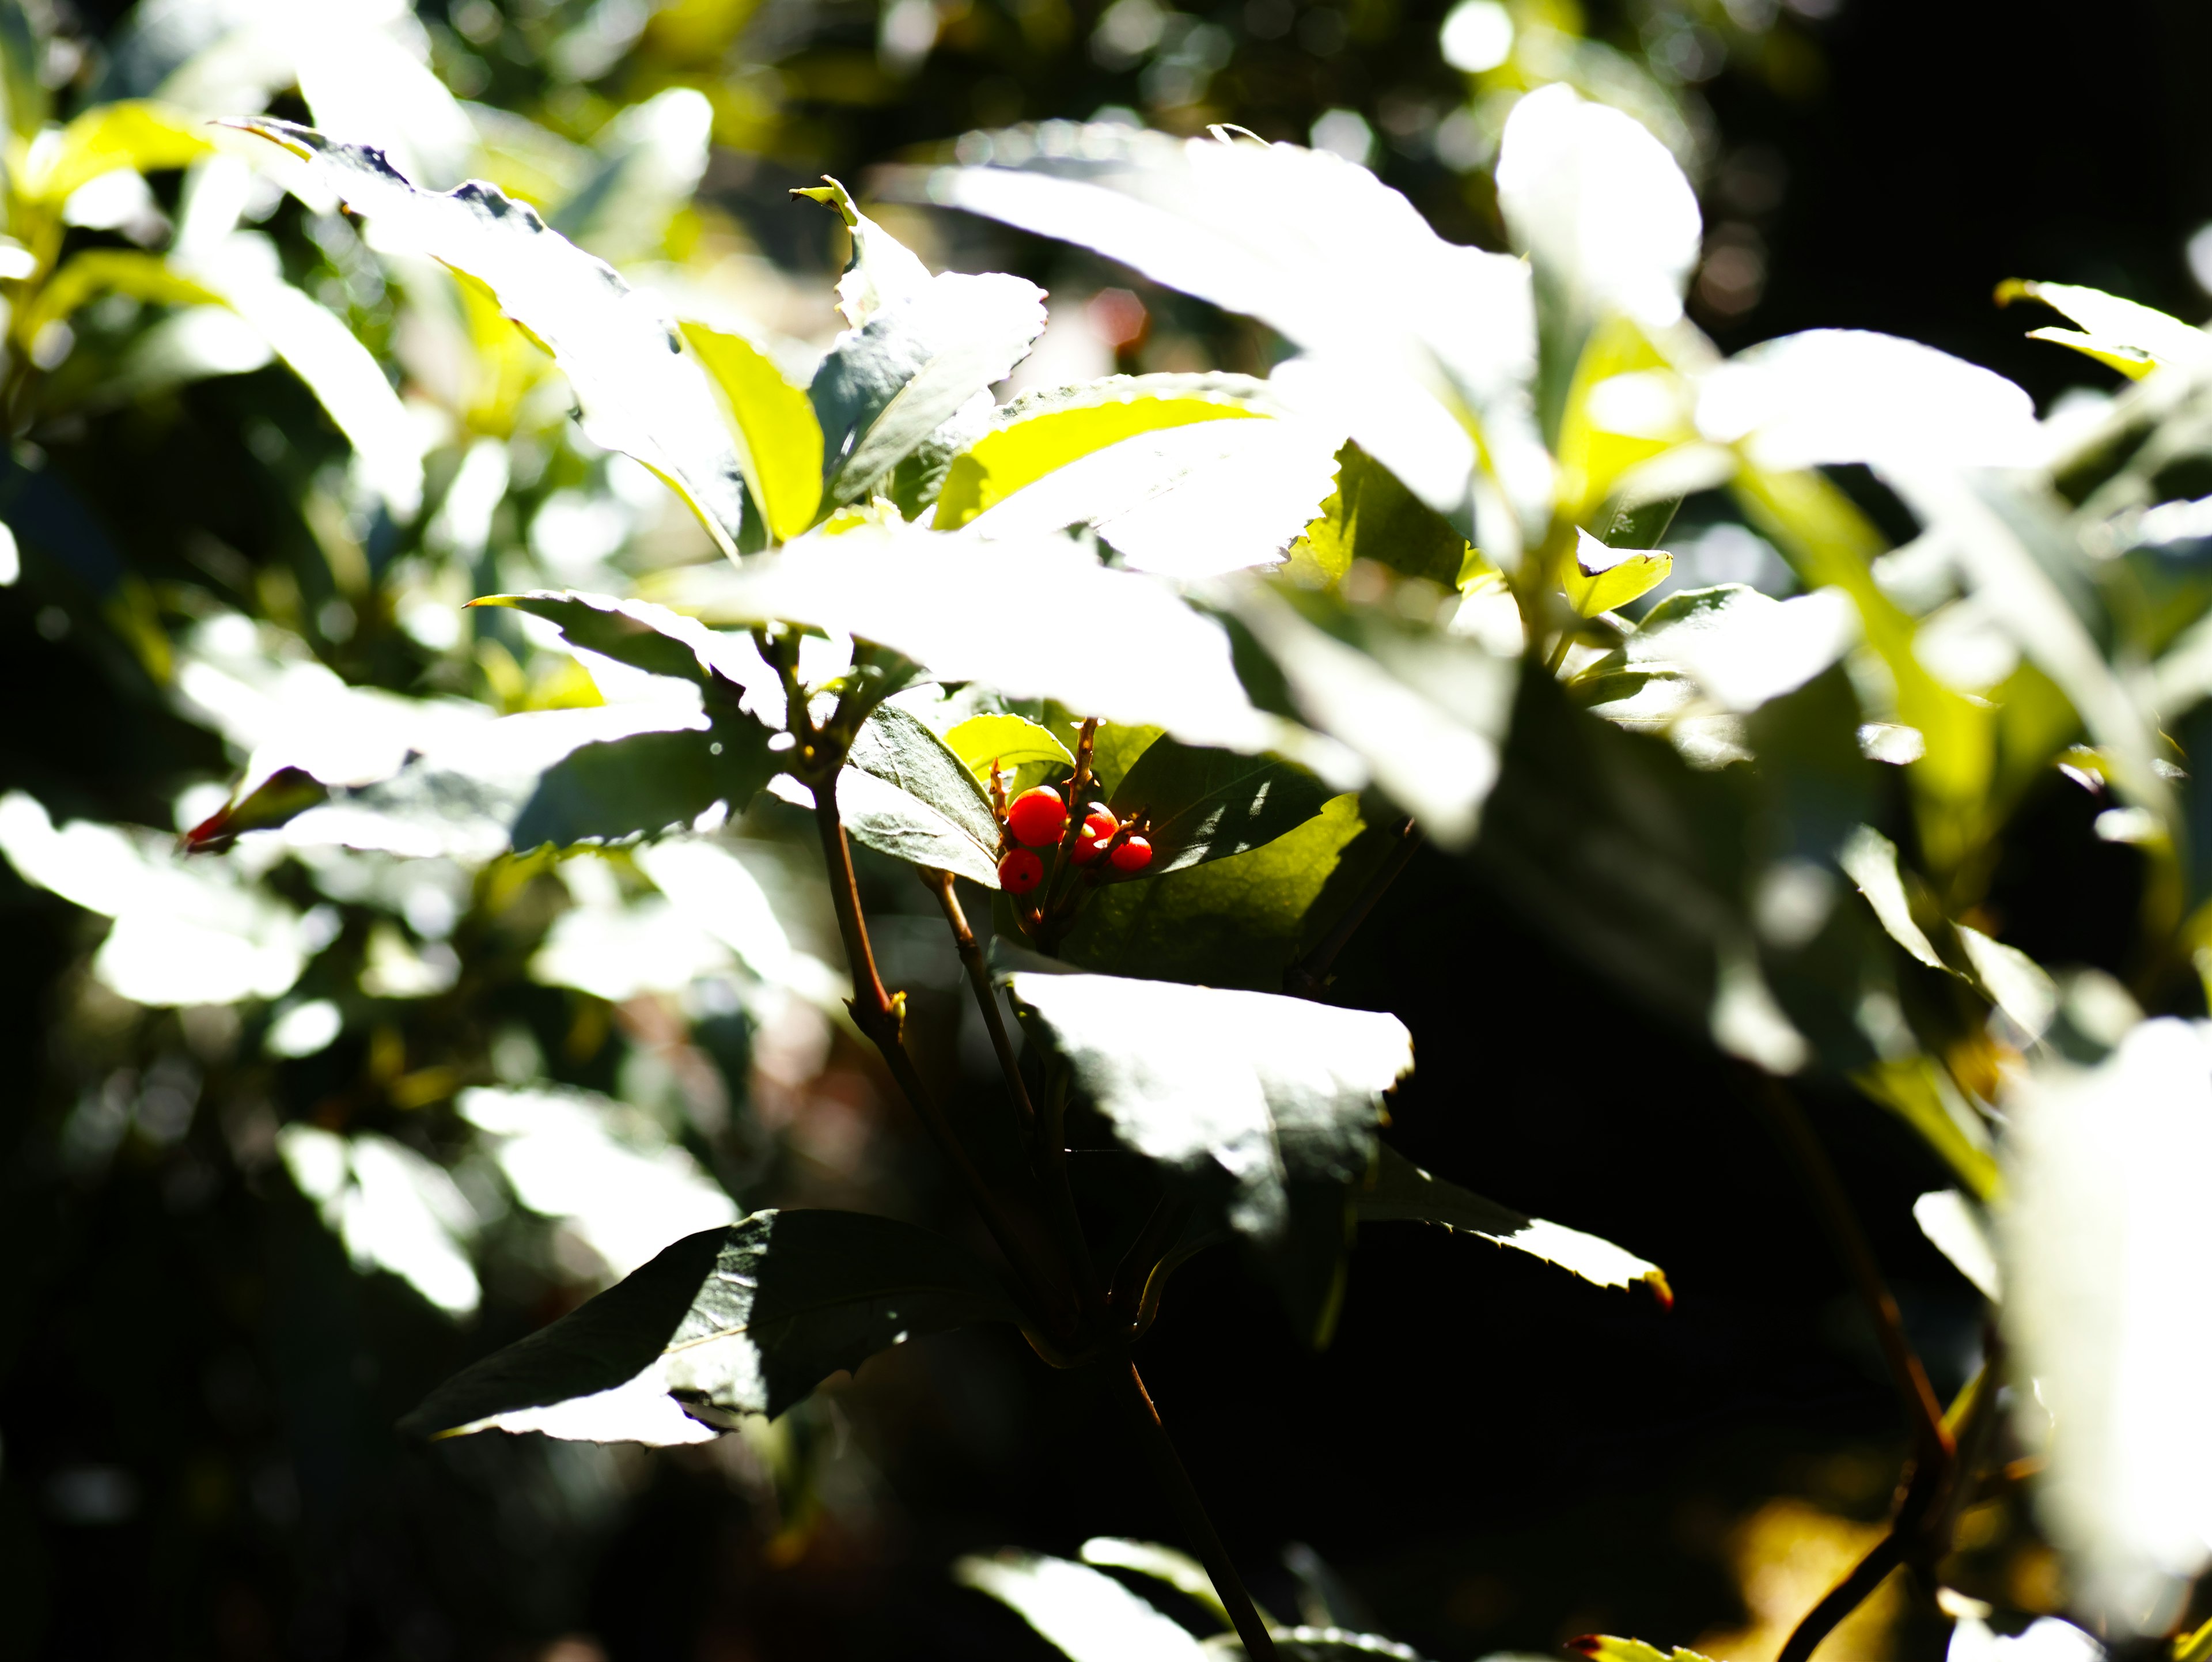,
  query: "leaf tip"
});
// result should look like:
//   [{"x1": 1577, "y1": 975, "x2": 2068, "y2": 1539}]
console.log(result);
[
  {"x1": 1567, "y1": 1637, "x2": 1605, "y2": 1657},
  {"x1": 1643, "y1": 1270, "x2": 1674, "y2": 1309}
]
